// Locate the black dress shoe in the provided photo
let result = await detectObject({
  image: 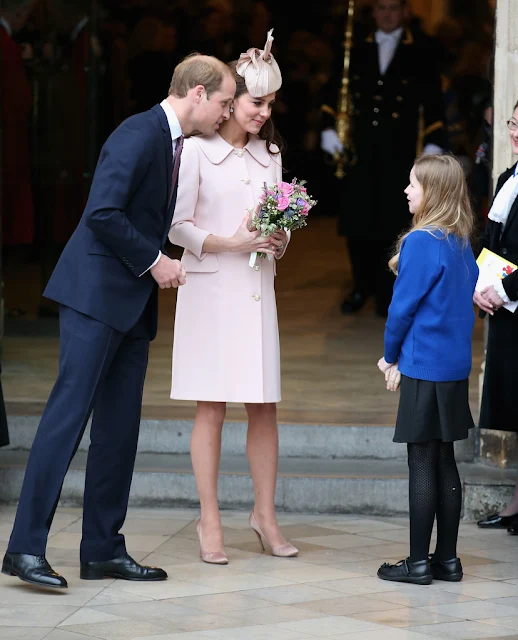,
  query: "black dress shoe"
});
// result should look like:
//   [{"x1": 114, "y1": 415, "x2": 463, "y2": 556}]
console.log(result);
[
  {"x1": 429, "y1": 556, "x2": 463, "y2": 582},
  {"x1": 377, "y1": 558, "x2": 432, "y2": 585},
  {"x1": 341, "y1": 291, "x2": 367, "y2": 314},
  {"x1": 1, "y1": 553, "x2": 68, "y2": 588},
  {"x1": 80, "y1": 553, "x2": 168, "y2": 581},
  {"x1": 477, "y1": 513, "x2": 517, "y2": 528}
]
